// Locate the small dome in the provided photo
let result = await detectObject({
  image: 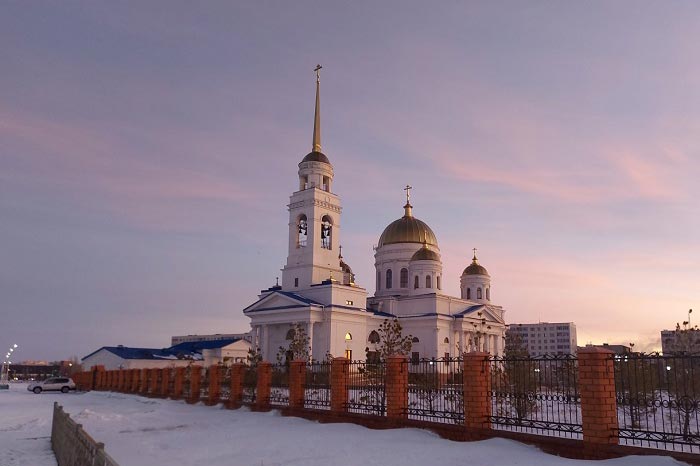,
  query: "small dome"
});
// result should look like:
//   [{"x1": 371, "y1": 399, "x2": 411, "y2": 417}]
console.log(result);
[
  {"x1": 378, "y1": 204, "x2": 438, "y2": 247},
  {"x1": 462, "y1": 254, "x2": 489, "y2": 276},
  {"x1": 411, "y1": 246, "x2": 440, "y2": 262},
  {"x1": 301, "y1": 151, "x2": 330, "y2": 164}
]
